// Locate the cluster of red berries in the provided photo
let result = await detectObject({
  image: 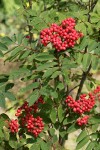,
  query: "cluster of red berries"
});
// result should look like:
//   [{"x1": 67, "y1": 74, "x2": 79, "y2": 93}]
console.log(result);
[
  {"x1": 9, "y1": 119, "x2": 19, "y2": 133},
  {"x1": 15, "y1": 96, "x2": 44, "y2": 117},
  {"x1": 65, "y1": 93, "x2": 95, "y2": 126},
  {"x1": 9, "y1": 97, "x2": 44, "y2": 137},
  {"x1": 26, "y1": 115, "x2": 44, "y2": 137},
  {"x1": 65, "y1": 93, "x2": 95, "y2": 115},
  {"x1": 40, "y1": 18, "x2": 83, "y2": 52},
  {"x1": 93, "y1": 86, "x2": 100, "y2": 101},
  {"x1": 77, "y1": 115, "x2": 89, "y2": 126}
]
